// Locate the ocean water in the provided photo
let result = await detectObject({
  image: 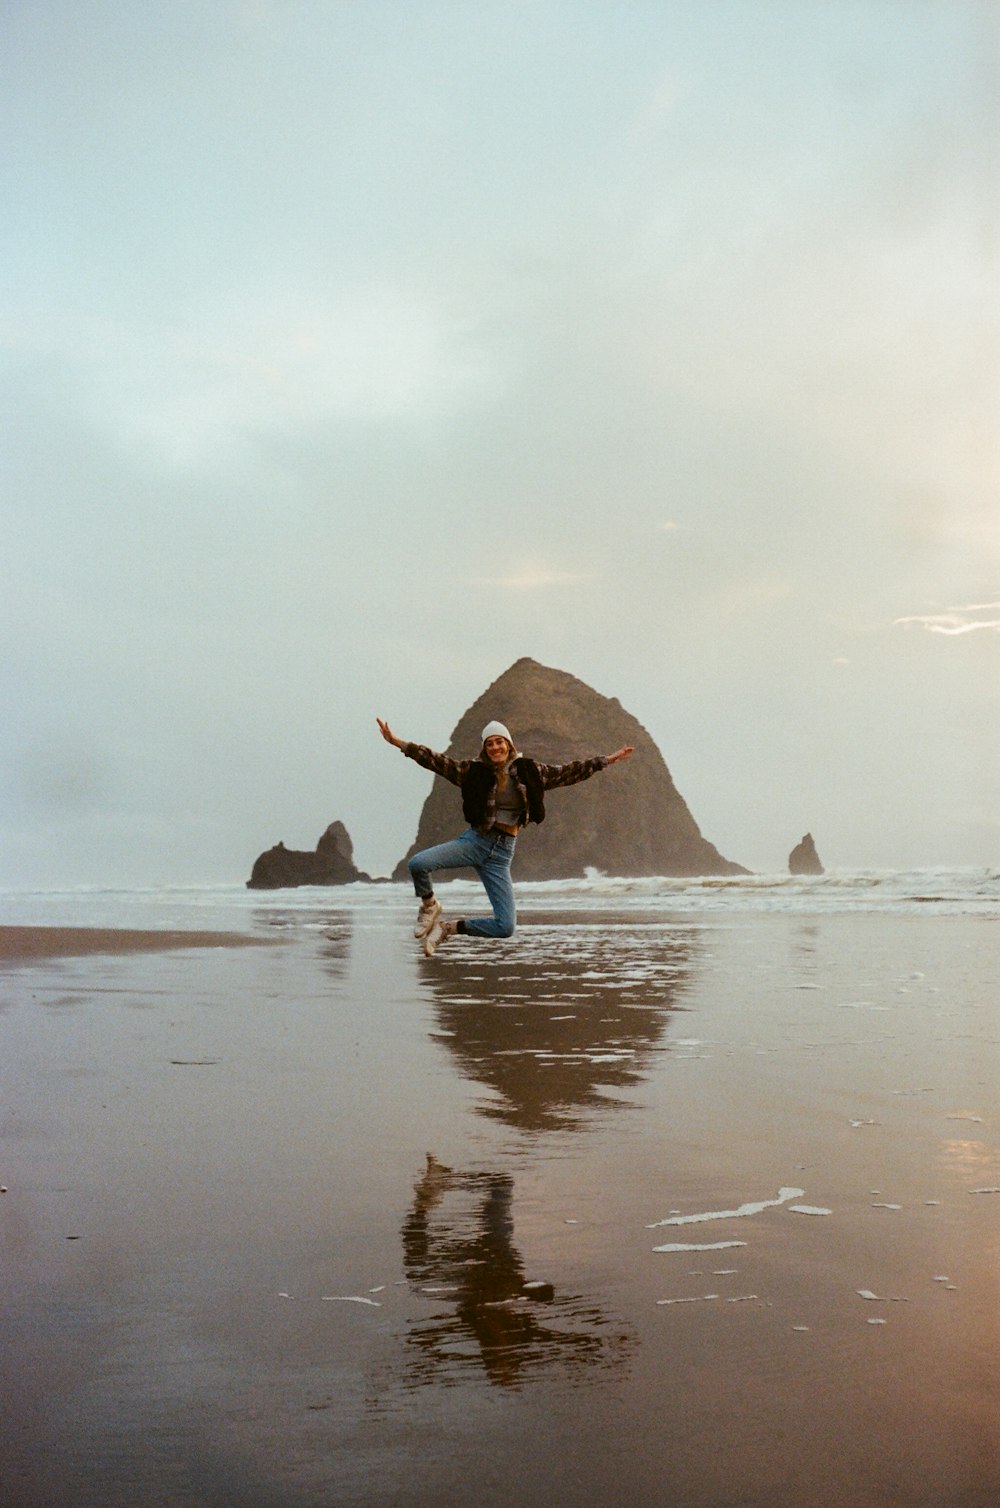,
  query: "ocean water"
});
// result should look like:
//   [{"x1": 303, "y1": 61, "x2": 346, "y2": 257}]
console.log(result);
[{"x1": 1, "y1": 865, "x2": 998, "y2": 934}]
